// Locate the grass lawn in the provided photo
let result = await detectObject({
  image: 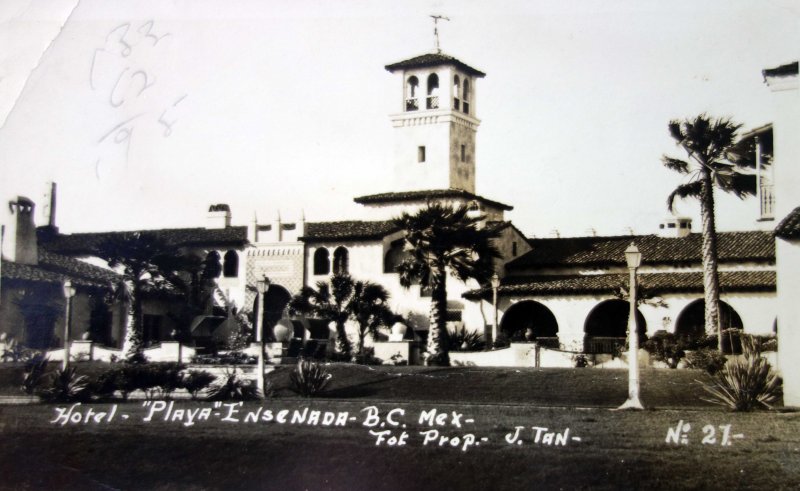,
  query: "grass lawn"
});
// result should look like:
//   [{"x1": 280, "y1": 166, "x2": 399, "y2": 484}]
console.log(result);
[{"x1": 0, "y1": 363, "x2": 796, "y2": 490}]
